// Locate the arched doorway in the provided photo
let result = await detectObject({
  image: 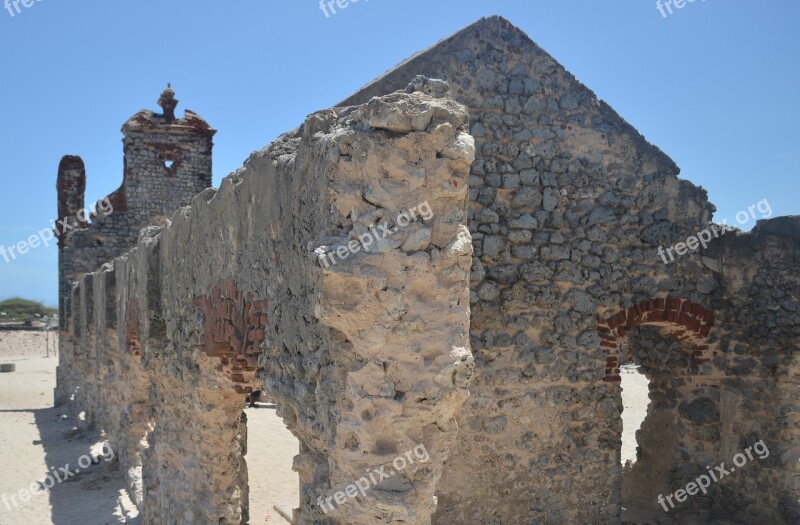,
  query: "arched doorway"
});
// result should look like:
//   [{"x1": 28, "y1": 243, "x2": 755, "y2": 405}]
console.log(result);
[{"x1": 597, "y1": 298, "x2": 721, "y2": 522}]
